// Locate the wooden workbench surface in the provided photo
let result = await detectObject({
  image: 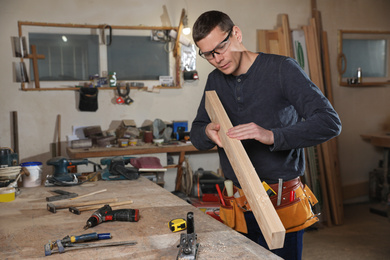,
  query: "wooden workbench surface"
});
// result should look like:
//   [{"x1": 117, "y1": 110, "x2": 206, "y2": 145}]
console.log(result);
[{"x1": 0, "y1": 177, "x2": 280, "y2": 259}]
